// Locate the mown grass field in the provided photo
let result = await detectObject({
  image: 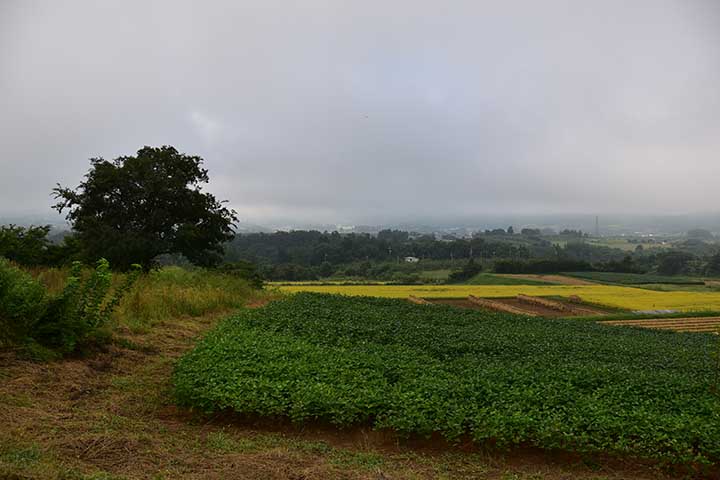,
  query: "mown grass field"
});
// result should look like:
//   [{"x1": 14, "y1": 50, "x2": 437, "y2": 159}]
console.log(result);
[
  {"x1": 276, "y1": 283, "x2": 720, "y2": 312},
  {"x1": 174, "y1": 293, "x2": 720, "y2": 467}
]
